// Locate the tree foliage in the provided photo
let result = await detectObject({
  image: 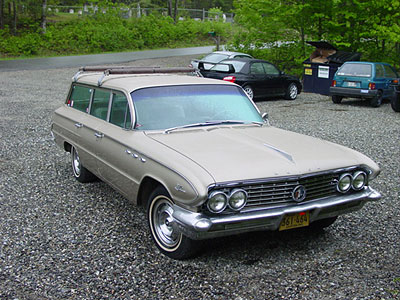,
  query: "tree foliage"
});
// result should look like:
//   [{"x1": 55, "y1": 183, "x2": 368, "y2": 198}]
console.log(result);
[{"x1": 230, "y1": 0, "x2": 400, "y2": 75}]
